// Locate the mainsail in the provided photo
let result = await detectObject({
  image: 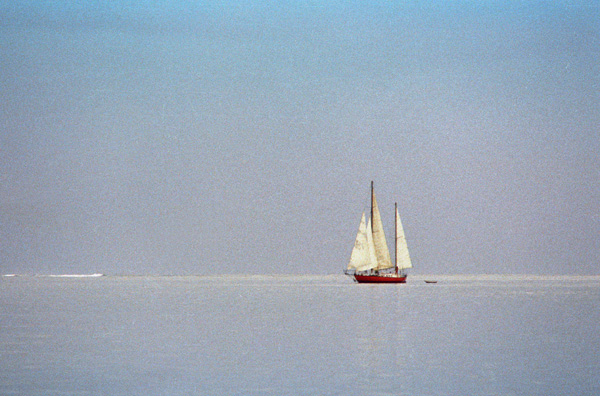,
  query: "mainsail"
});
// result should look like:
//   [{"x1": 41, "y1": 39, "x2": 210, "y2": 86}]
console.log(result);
[
  {"x1": 366, "y1": 219, "x2": 377, "y2": 269},
  {"x1": 395, "y1": 205, "x2": 412, "y2": 270},
  {"x1": 371, "y1": 190, "x2": 394, "y2": 271}
]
